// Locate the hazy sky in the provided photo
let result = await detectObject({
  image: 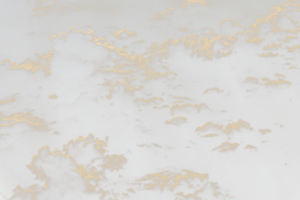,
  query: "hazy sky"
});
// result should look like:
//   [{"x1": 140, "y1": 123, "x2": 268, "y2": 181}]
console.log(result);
[{"x1": 0, "y1": 0, "x2": 300, "y2": 200}]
